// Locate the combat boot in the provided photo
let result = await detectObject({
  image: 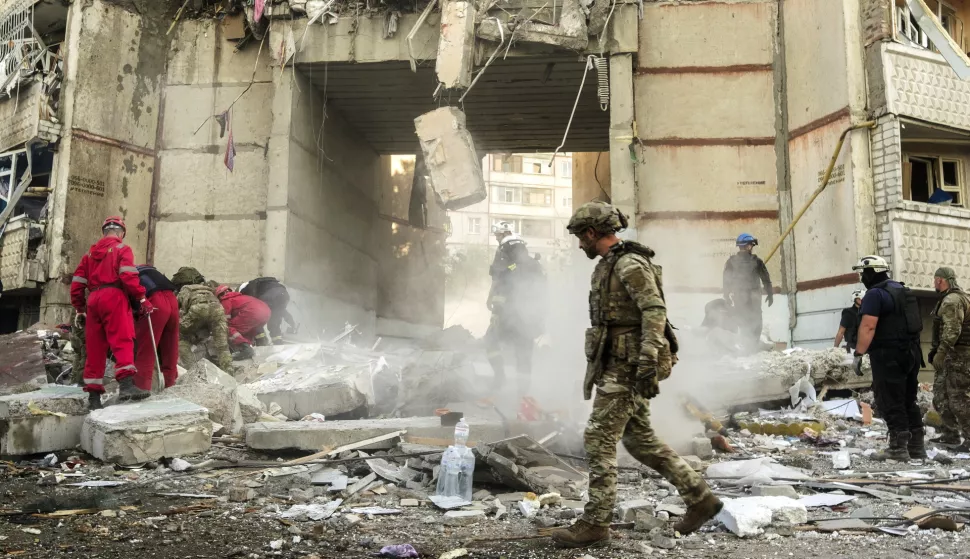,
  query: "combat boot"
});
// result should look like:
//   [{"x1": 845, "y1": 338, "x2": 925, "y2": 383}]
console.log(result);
[
  {"x1": 929, "y1": 431, "x2": 962, "y2": 446},
  {"x1": 872, "y1": 431, "x2": 912, "y2": 461},
  {"x1": 233, "y1": 343, "x2": 255, "y2": 361},
  {"x1": 675, "y1": 493, "x2": 723, "y2": 535},
  {"x1": 549, "y1": 519, "x2": 611, "y2": 548},
  {"x1": 908, "y1": 428, "x2": 928, "y2": 460},
  {"x1": 88, "y1": 391, "x2": 103, "y2": 411},
  {"x1": 118, "y1": 377, "x2": 151, "y2": 402}
]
